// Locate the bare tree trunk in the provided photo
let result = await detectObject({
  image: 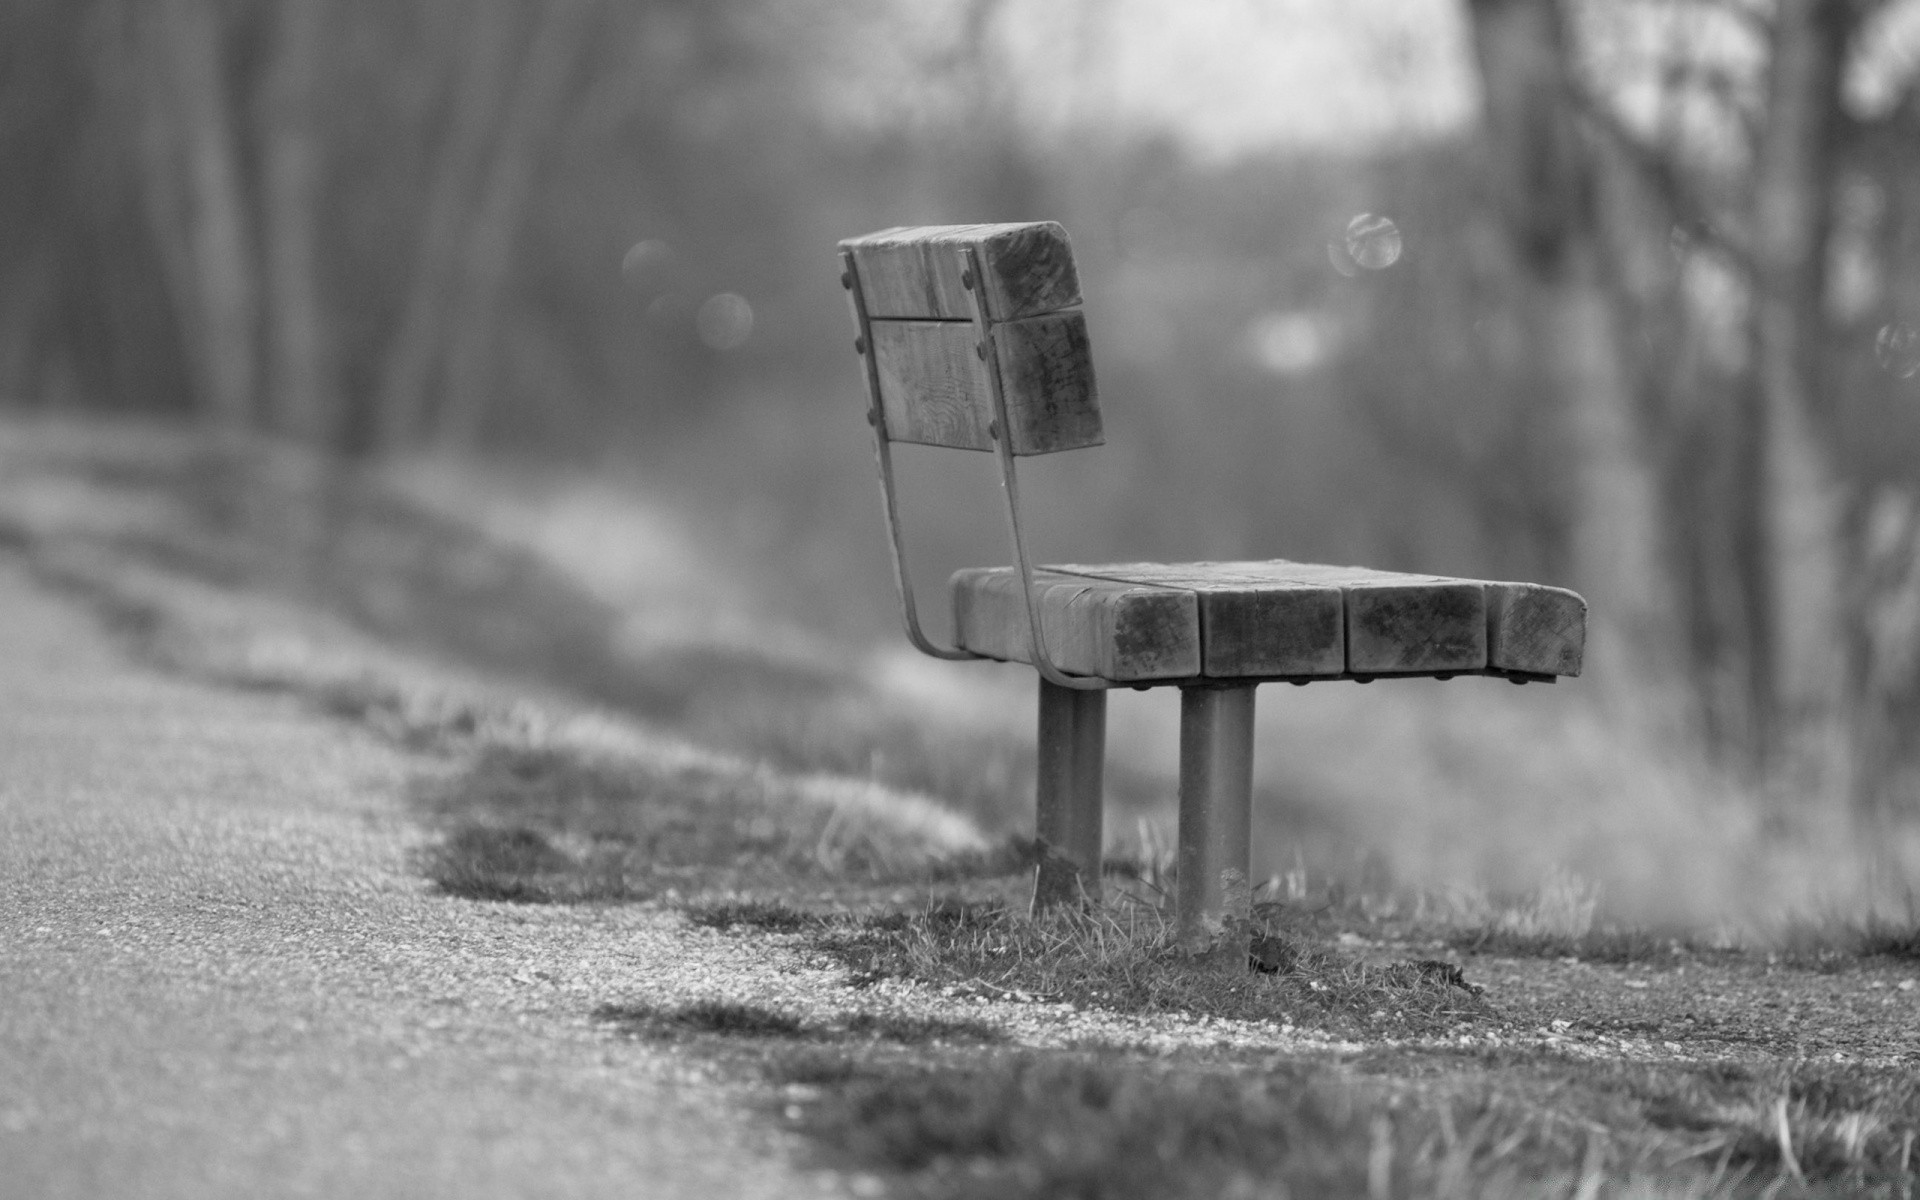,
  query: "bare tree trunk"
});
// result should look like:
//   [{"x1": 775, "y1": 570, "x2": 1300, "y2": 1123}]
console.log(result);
[
  {"x1": 259, "y1": 0, "x2": 336, "y2": 445},
  {"x1": 371, "y1": 0, "x2": 523, "y2": 451},
  {"x1": 1749, "y1": 0, "x2": 1856, "y2": 801},
  {"x1": 1467, "y1": 0, "x2": 1687, "y2": 715},
  {"x1": 126, "y1": 0, "x2": 260, "y2": 430},
  {"x1": 432, "y1": 0, "x2": 596, "y2": 449}
]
